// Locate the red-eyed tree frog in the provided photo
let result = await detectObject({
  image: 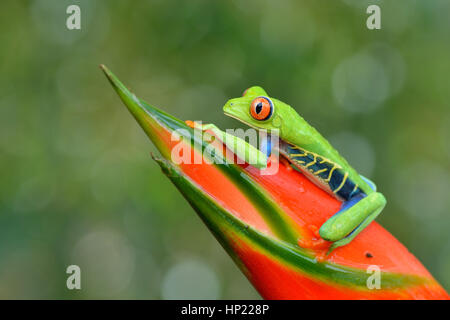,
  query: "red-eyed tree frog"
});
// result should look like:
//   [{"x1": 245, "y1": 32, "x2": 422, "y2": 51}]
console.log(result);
[{"x1": 220, "y1": 86, "x2": 387, "y2": 252}]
